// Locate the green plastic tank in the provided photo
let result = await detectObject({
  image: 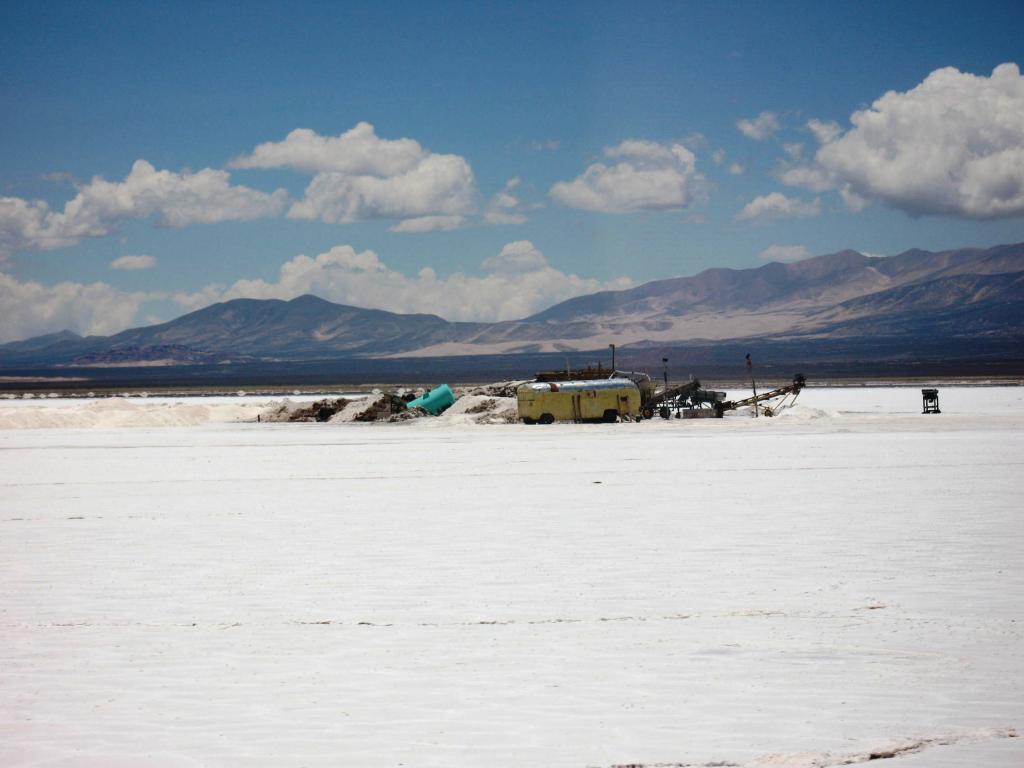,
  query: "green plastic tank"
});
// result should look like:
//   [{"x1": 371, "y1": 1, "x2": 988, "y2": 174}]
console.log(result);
[{"x1": 406, "y1": 383, "x2": 456, "y2": 415}]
